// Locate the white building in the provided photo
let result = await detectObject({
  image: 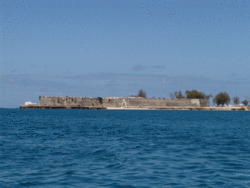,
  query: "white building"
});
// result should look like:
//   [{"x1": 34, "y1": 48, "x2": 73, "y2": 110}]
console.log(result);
[
  {"x1": 24, "y1": 101, "x2": 37, "y2": 105},
  {"x1": 235, "y1": 104, "x2": 244, "y2": 107},
  {"x1": 106, "y1": 97, "x2": 122, "y2": 99}
]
